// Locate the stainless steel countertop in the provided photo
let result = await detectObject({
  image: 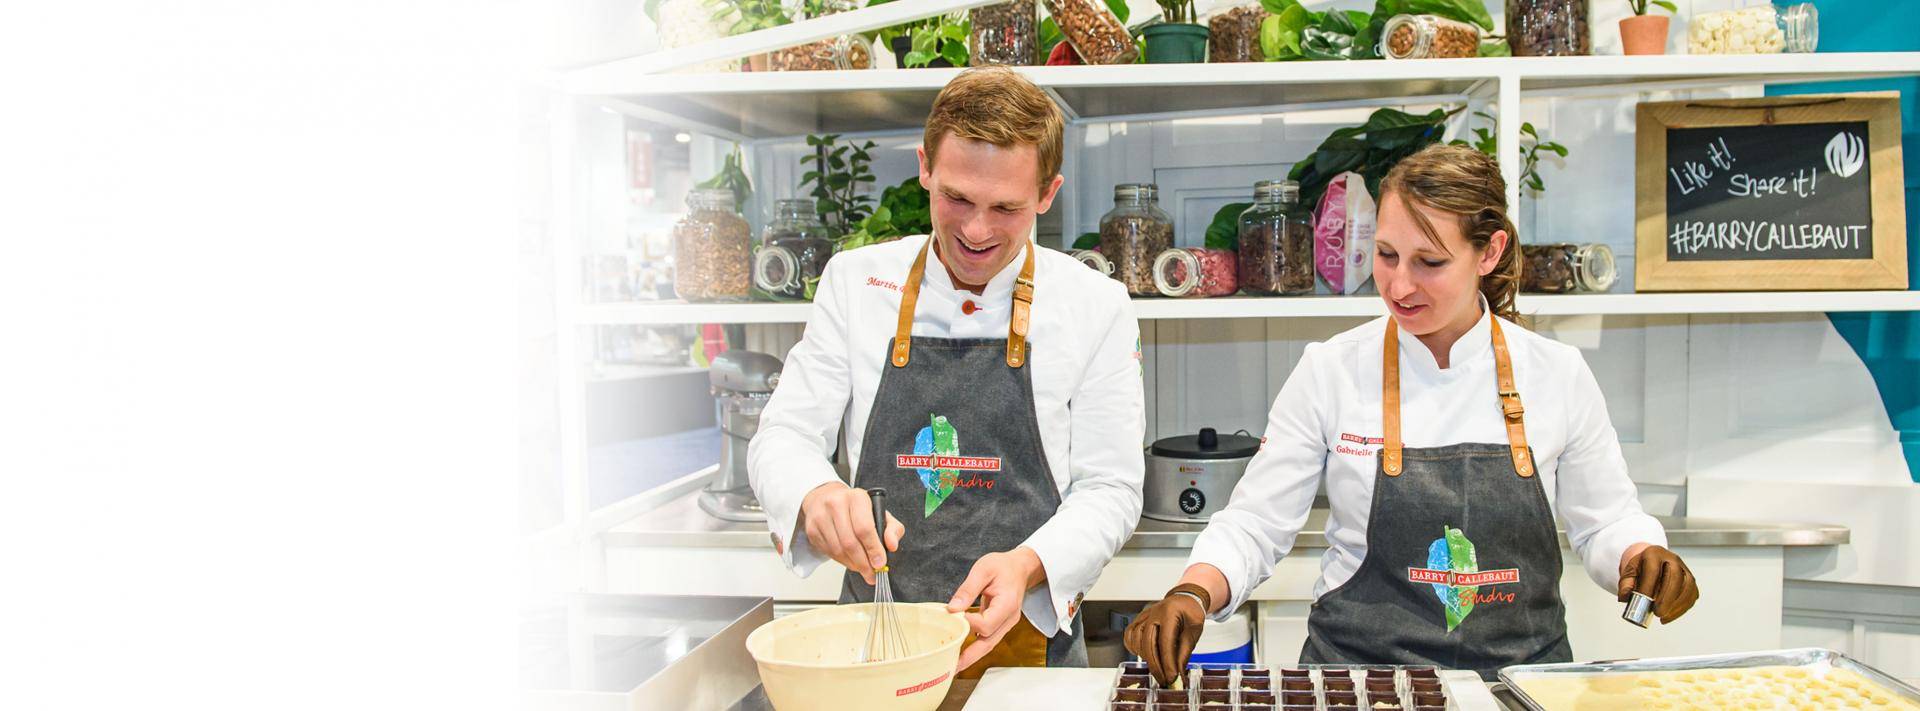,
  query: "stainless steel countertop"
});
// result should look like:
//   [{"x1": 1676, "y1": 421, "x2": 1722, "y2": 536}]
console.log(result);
[{"x1": 607, "y1": 490, "x2": 1849, "y2": 549}]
